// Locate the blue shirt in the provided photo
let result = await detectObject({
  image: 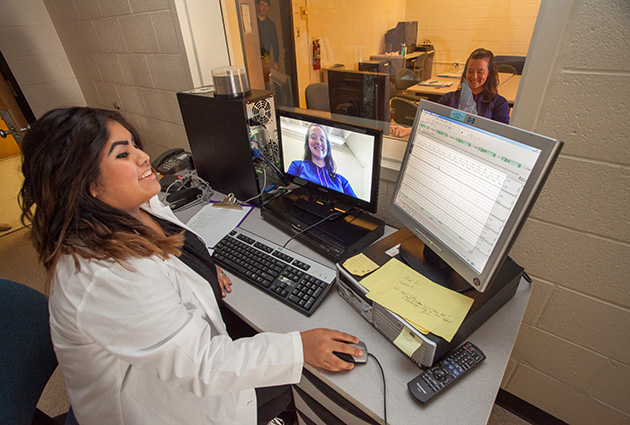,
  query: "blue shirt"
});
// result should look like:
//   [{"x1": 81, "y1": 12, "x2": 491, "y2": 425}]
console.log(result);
[{"x1": 287, "y1": 160, "x2": 356, "y2": 197}]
